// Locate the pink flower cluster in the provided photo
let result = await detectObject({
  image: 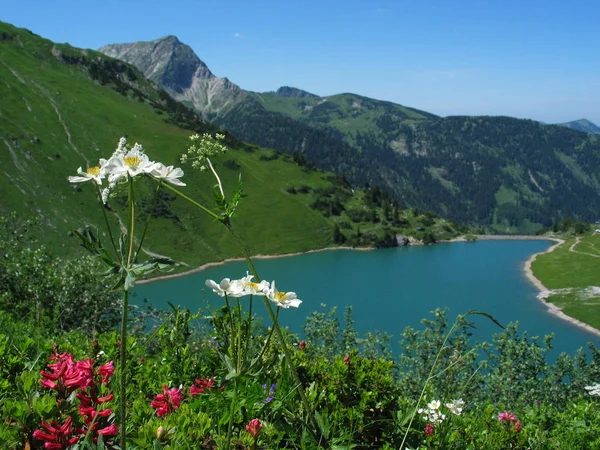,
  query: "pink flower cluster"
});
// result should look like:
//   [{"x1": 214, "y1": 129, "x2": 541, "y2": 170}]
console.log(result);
[
  {"x1": 150, "y1": 375, "x2": 223, "y2": 417},
  {"x1": 246, "y1": 418, "x2": 263, "y2": 439},
  {"x1": 34, "y1": 349, "x2": 118, "y2": 449},
  {"x1": 190, "y1": 376, "x2": 215, "y2": 395},
  {"x1": 151, "y1": 385, "x2": 185, "y2": 418},
  {"x1": 498, "y1": 410, "x2": 522, "y2": 432}
]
